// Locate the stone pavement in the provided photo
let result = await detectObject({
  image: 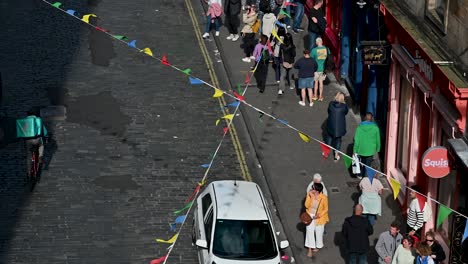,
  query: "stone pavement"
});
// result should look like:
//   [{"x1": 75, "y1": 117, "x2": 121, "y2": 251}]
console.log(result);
[{"x1": 195, "y1": 2, "x2": 404, "y2": 263}]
